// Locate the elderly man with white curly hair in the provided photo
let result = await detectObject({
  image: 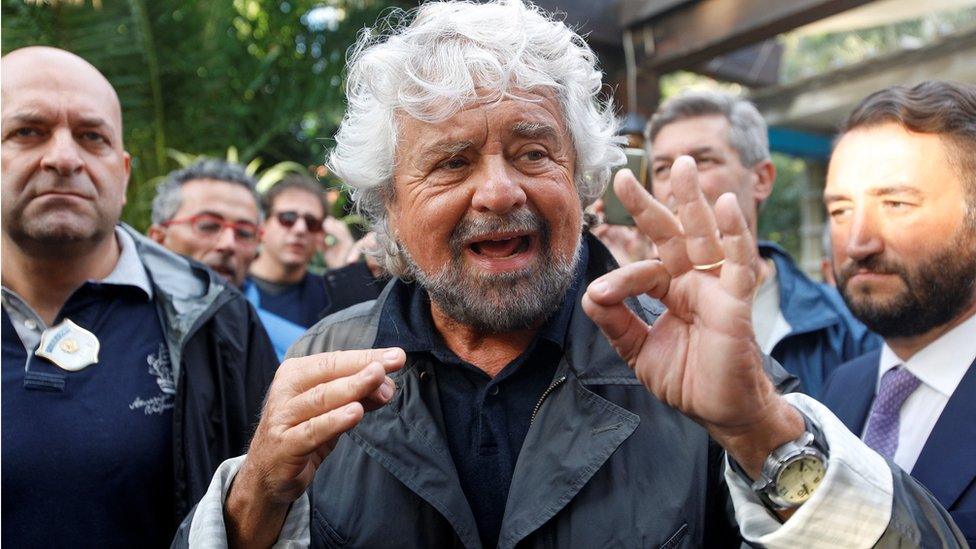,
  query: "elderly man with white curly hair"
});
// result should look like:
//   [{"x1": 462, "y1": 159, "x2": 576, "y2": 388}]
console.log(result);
[{"x1": 174, "y1": 1, "x2": 964, "y2": 547}]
